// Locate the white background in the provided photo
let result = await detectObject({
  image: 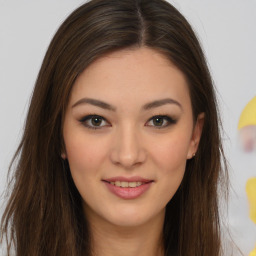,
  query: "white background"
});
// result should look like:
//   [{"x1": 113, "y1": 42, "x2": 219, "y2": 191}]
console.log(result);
[{"x1": 0, "y1": 0, "x2": 255, "y2": 255}]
